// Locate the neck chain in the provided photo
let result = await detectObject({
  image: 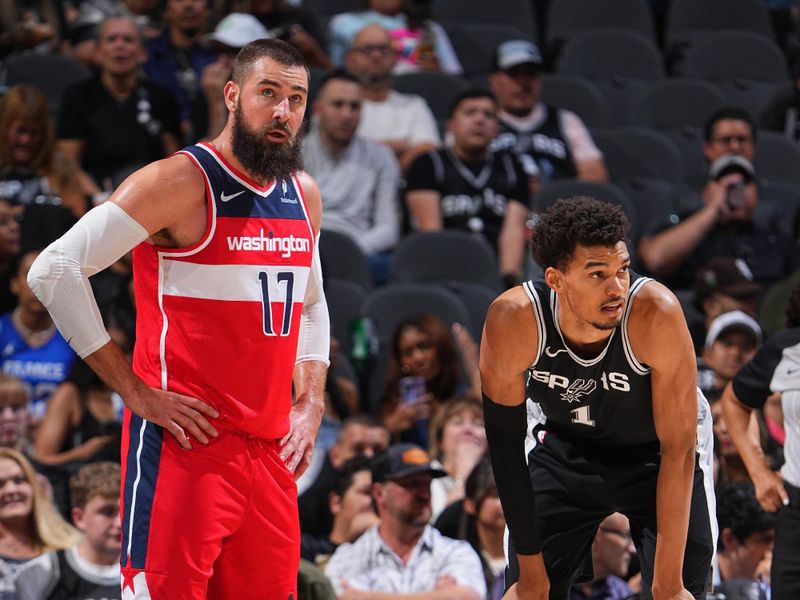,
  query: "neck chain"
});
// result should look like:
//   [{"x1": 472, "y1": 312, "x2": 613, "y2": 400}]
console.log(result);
[{"x1": 11, "y1": 308, "x2": 55, "y2": 344}]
